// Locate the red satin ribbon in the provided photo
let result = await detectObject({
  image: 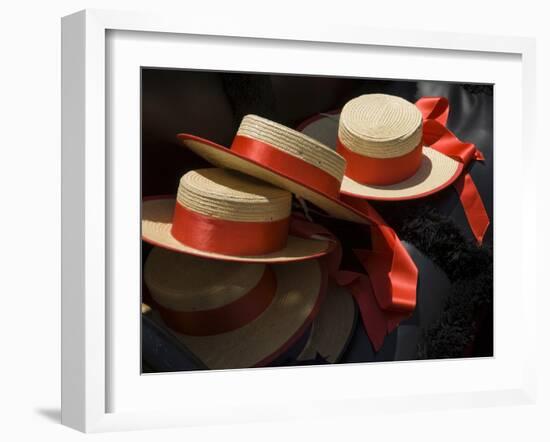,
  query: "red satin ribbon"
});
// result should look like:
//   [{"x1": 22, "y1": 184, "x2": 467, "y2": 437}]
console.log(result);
[
  {"x1": 171, "y1": 202, "x2": 290, "y2": 256},
  {"x1": 206, "y1": 130, "x2": 419, "y2": 350},
  {"x1": 344, "y1": 198, "x2": 418, "y2": 312},
  {"x1": 230, "y1": 135, "x2": 418, "y2": 317},
  {"x1": 231, "y1": 135, "x2": 342, "y2": 198},
  {"x1": 341, "y1": 198, "x2": 418, "y2": 349},
  {"x1": 416, "y1": 97, "x2": 490, "y2": 245},
  {"x1": 336, "y1": 139, "x2": 423, "y2": 185},
  {"x1": 290, "y1": 213, "x2": 417, "y2": 351},
  {"x1": 157, "y1": 266, "x2": 277, "y2": 336}
]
